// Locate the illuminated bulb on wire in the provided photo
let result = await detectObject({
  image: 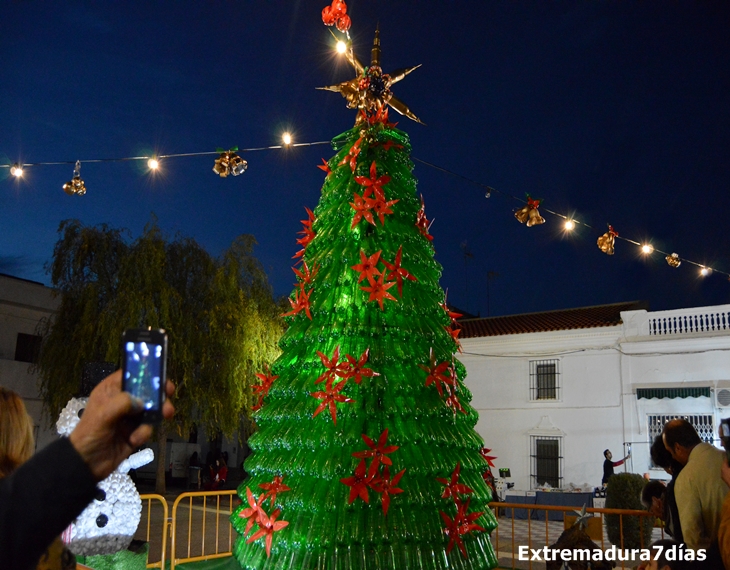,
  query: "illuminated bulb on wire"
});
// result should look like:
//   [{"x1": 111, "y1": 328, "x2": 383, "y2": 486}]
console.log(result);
[
  {"x1": 336, "y1": 41, "x2": 347, "y2": 54},
  {"x1": 282, "y1": 133, "x2": 293, "y2": 145},
  {"x1": 700, "y1": 267, "x2": 712, "y2": 277},
  {"x1": 641, "y1": 244, "x2": 654, "y2": 254},
  {"x1": 564, "y1": 220, "x2": 575, "y2": 231},
  {"x1": 10, "y1": 164, "x2": 23, "y2": 178},
  {"x1": 147, "y1": 158, "x2": 159, "y2": 170}
]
